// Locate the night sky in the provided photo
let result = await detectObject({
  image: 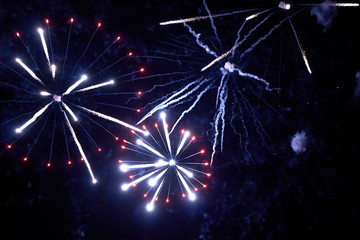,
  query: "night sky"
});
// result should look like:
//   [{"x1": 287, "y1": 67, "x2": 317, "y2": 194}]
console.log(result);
[{"x1": 1, "y1": 0, "x2": 360, "y2": 239}]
